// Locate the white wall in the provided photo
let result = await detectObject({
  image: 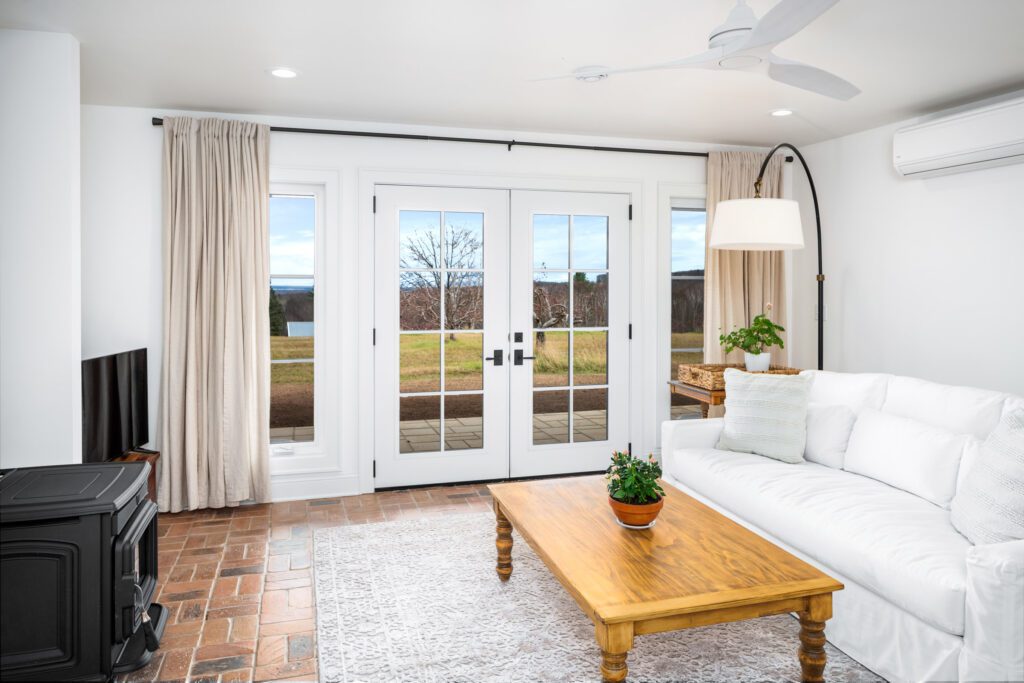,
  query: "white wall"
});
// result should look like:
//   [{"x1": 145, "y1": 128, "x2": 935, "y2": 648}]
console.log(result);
[
  {"x1": 81, "y1": 104, "x2": 741, "y2": 498},
  {"x1": 0, "y1": 30, "x2": 81, "y2": 468},
  {"x1": 790, "y1": 119, "x2": 1024, "y2": 395}
]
